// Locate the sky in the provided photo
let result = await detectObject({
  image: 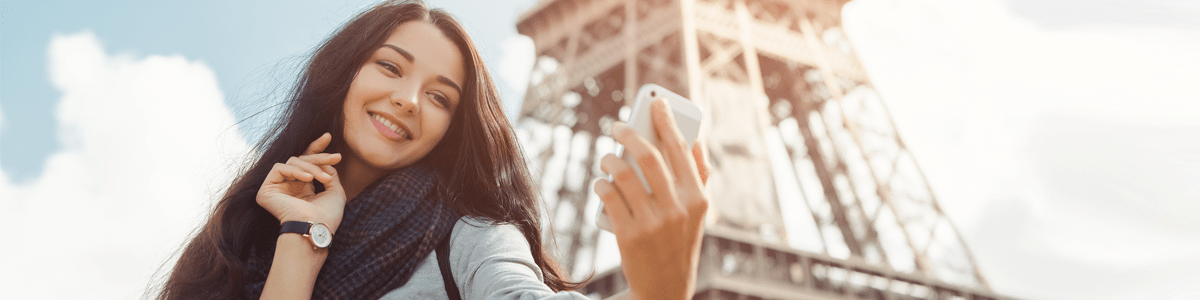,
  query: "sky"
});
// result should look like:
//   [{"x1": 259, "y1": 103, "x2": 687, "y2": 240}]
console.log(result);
[
  {"x1": 840, "y1": 0, "x2": 1200, "y2": 298},
  {"x1": 1, "y1": 0, "x2": 1198, "y2": 299}
]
